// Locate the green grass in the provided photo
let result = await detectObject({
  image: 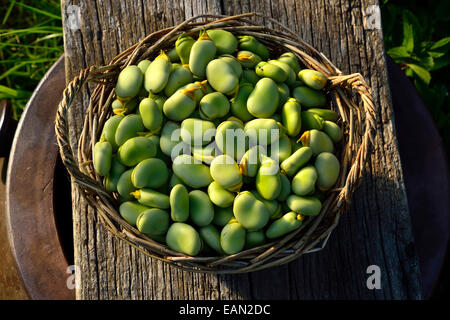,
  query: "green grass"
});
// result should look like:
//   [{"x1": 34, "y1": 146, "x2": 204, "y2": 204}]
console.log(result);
[{"x1": 0, "y1": 0, "x2": 63, "y2": 120}]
